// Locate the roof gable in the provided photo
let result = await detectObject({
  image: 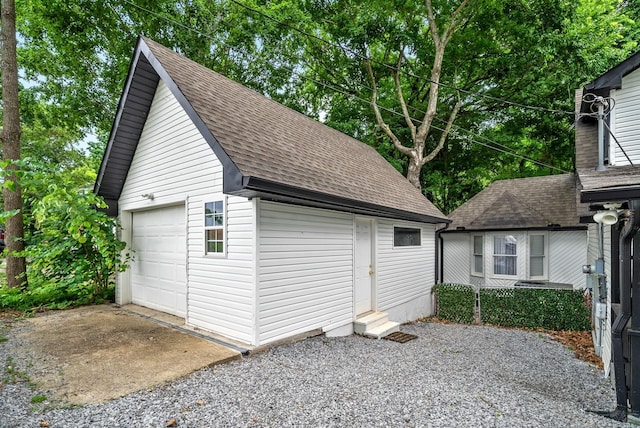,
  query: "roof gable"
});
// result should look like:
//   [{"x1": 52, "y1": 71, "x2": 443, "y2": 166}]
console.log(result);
[
  {"x1": 96, "y1": 37, "x2": 447, "y2": 223},
  {"x1": 446, "y1": 174, "x2": 583, "y2": 231}
]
